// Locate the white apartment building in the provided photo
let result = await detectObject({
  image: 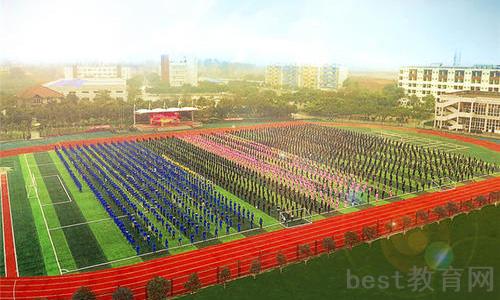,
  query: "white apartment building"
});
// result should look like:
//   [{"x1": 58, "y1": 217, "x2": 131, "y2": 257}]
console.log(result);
[
  {"x1": 64, "y1": 65, "x2": 131, "y2": 80},
  {"x1": 265, "y1": 64, "x2": 348, "y2": 90},
  {"x1": 398, "y1": 65, "x2": 500, "y2": 101},
  {"x1": 44, "y1": 78, "x2": 128, "y2": 101},
  {"x1": 168, "y1": 57, "x2": 198, "y2": 87},
  {"x1": 435, "y1": 91, "x2": 500, "y2": 133}
]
